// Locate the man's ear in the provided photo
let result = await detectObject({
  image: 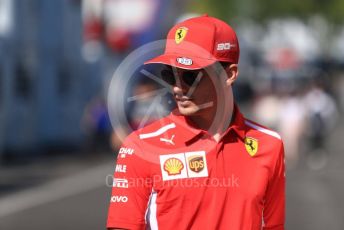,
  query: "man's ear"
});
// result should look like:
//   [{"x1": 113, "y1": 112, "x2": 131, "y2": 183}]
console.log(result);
[{"x1": 225, "y1": 64, "x2": 239, "y2": 86}]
